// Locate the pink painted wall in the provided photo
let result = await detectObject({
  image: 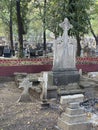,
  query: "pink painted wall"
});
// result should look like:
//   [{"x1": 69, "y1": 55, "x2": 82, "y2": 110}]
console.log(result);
[
  {"x1": 0, "y1": 64, "x2": 98, "y2": 77},
  {"x1": 0, "y1": 65, "x2": 52, "y2": 76},
  {"x1": 0, "y1": 57, "x2": 98, "y2": 76}
]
